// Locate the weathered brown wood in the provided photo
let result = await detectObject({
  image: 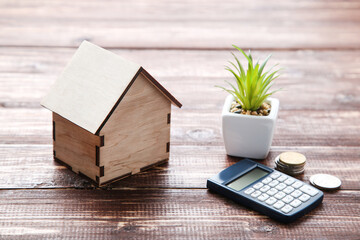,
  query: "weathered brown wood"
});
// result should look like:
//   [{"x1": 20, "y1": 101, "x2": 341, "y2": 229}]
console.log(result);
[
  {"x1": 1, "y1": 108, "x2": 359, "y2": 147},
  {"x1": 99, "y1": 73, "x2": 171, "y2": 184},
  {"x1": 0, "y1": 48, "x2": 359, "y2": 110},
  {"x1": 0, "y1": 144, "x2": 358, "y2": 190},
  {"x1": 0, "y1": 189, "x2": 358, "y2": 239},
  {"x1": 0, "y1": 0, "x2": 360, "y2": 49},
  {"x1": 0, "y1": 0, "x2": 359, "y2": 238}
]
